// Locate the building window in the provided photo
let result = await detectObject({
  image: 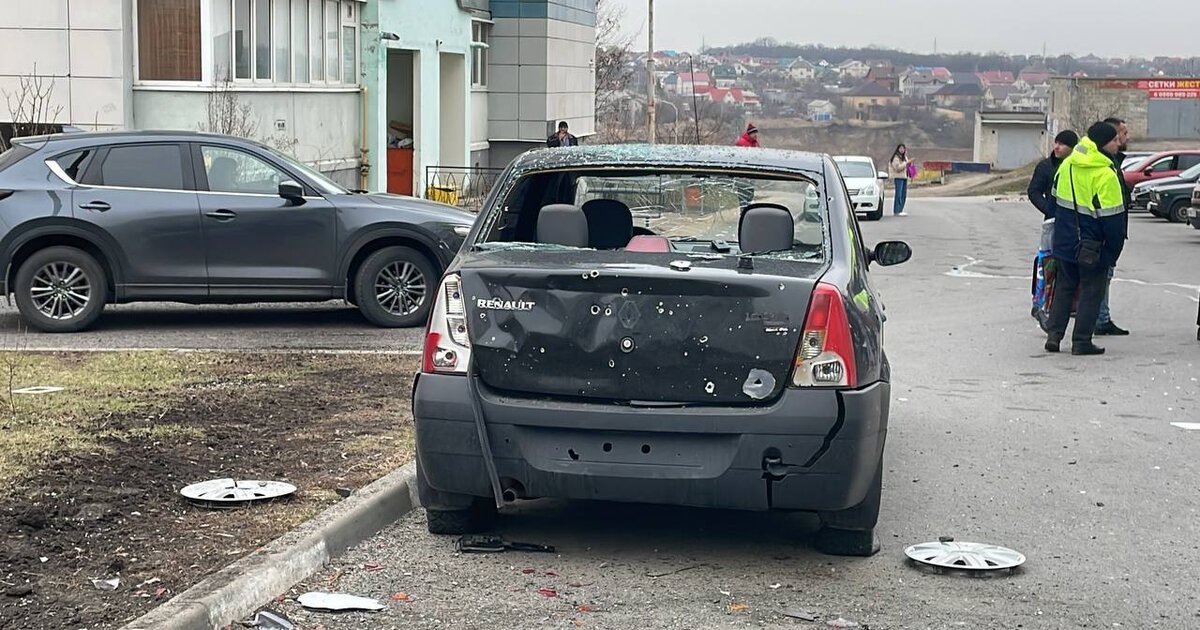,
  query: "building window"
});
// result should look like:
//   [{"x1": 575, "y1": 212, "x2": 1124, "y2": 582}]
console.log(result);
[
  {"x1": 471, "y1": 20, "x2": 490, "y2": 88},
  {"x1": 138, "y1": 0, "x2": 202, "y2": 81},
  {"x1": 137, "y1": 0, "x2": 357, "y2": 86}
]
